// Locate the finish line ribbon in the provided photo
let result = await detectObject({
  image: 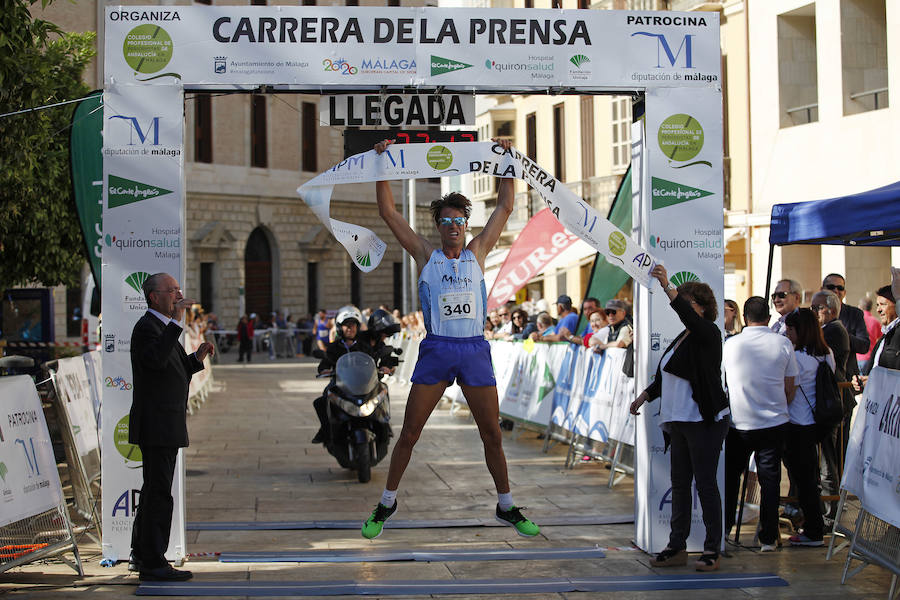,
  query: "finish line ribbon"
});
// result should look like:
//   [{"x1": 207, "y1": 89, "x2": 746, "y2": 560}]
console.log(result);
[{"x1": 297, "y1": 141, "x2": 658, "y2": 287}]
